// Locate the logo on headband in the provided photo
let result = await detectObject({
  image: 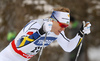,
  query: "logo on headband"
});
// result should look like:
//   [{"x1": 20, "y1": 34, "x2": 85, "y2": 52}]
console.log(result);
[
  {"x1": 62, "y1": 18, "x2": 69, "y2": 20},
  {"x1": 66, "y1": 21, "x2": 70, "y2": 24},
  {"x1": 68, "y1": 14, "x2": 70, "y2": 17}
]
